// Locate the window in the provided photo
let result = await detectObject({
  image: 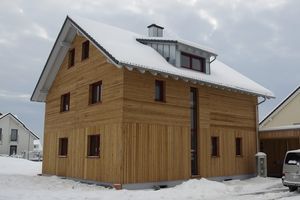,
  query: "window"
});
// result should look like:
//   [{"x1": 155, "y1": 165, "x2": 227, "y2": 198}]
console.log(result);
[
  {"x1": 58, "y1": 138, "x2": 68, "y2": 156},
  {"x1": 155, "y1": 80, "x2": 165, "y2": 102},
  {"x1": 0, "y1": 128, "x2": 2, "y2": 142},
  {"x1": 82, "y1": 40, "x2": 89, "y2": 60},
  {"x1": 9, "y1": 145, "x2": 17, "y2": 155},
  {"x1": 60, "y1": 93, "x2": 70, "y2": 112},
  {"x1": 11, "y1": 129, "x2": 18, "y2": 141},
  {"x1": 235, "y1": 137, "x2": 242, "y2": 156},
  {"x1": 89, "y1": 81, "x2": 102, "y2": 104},
  {"x1": 181, "y1": 52, "x2": 205, "y2": 73},
  {"x1": 211, "y1": 136, "x2": 219, "y2": 157},
  {"x1": 285, "y1": 153, "x2": 300, "y2": 165},
  {"x1": 68, "y1": 48, "x2": 75, "y2": 68},
  {"x1": 88, "y1": 134, "x2": 100, "y2": 157}
]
